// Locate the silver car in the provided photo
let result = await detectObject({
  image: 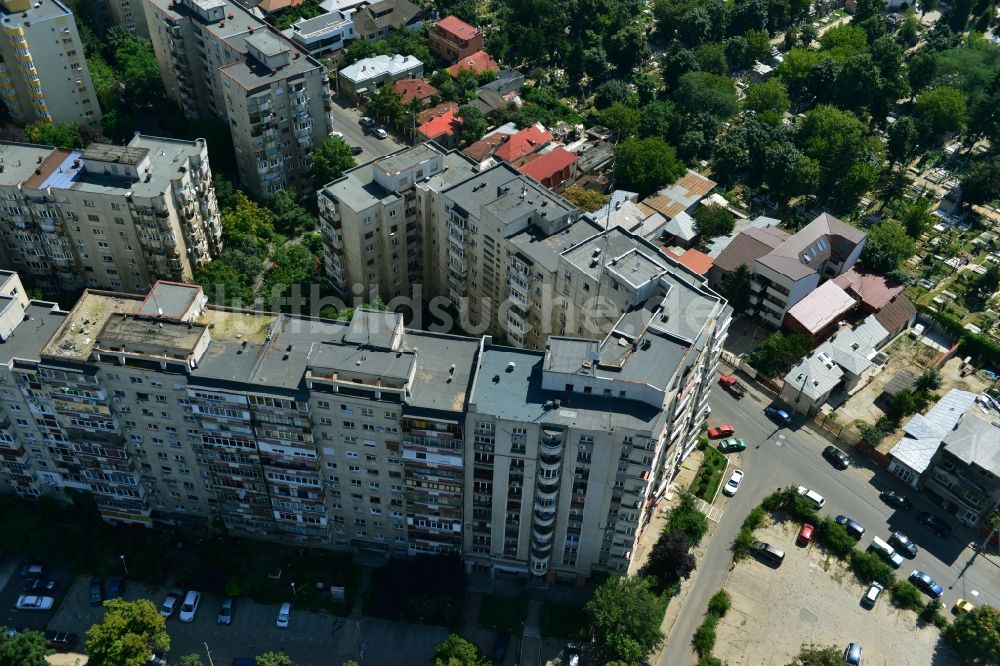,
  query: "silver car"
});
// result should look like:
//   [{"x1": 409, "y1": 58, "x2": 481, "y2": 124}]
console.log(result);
[{"x1": 217, "y1": 597, "x2": 234, "y2": 625}]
